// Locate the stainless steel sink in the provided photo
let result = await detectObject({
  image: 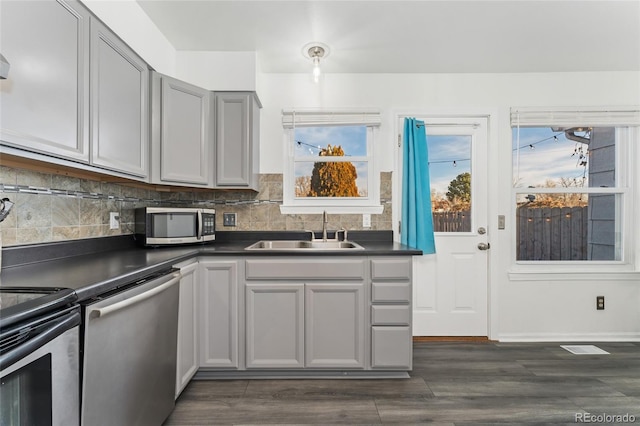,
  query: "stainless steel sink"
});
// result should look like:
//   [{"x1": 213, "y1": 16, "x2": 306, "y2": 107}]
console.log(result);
[{"x1": 244, "y1": 240, "x2": 364, "y2": 251}]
